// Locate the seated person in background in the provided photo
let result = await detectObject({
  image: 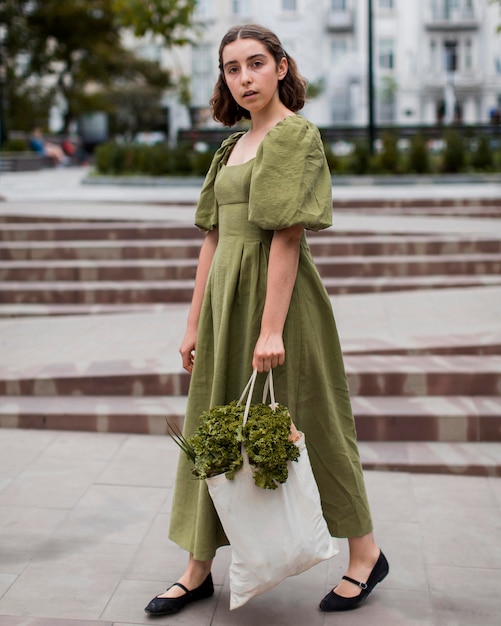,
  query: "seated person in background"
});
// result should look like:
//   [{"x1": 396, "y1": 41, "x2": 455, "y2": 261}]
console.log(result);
[
  {"x1": 61, "y1": 135, "x2": 88, "y2": 165},
  {"x1": 29, "y1": 128, "x2": 67, "y2": 165}
]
